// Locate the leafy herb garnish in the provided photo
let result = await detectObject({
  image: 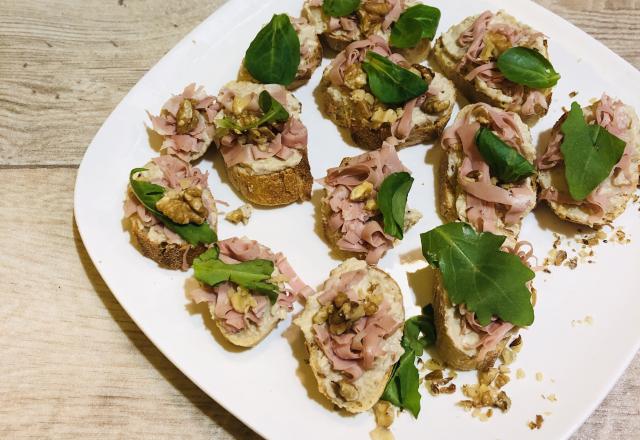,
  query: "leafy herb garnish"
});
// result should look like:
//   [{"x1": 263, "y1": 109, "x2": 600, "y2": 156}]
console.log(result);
[
  {"x1": 193, "y1": 248, "x2": 280, "y2": 304},
  {"x1": 323, "y1": 0, "x2": 360, "y2": 17},
  {"x1": 420, "y1": 223, "x2": 535, "y2": 327},
  {"x1": 560, "y1": 102, "x2": 627, "y2": 201},
  {"x1": 382, "y1": 305, "x2": 435, "y2": 417},
  {"x1": 218, "y1": 91, "x2": 290, "y2": 133},
  {"x1": 362, "y1": 51, "x2": 428, "y2": 105},
  {"x1": 475, "y1": 126, "x2": 536, "y2": 183},
  {"x1": 129, "y1": 169, "x2": 217, "y2": 246},
  {"x1": 390, "y1": 5, "x2": 441, "y2": 49},
  {"x1": 496, "y1": 47, "x2": 560, "y2": 89},
  {"x1": 244, "y1": 14, "x2": 300, "y2": 86},
  {"x1": 377, "y1": 172, "x2": 414, "y2": 240}
]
